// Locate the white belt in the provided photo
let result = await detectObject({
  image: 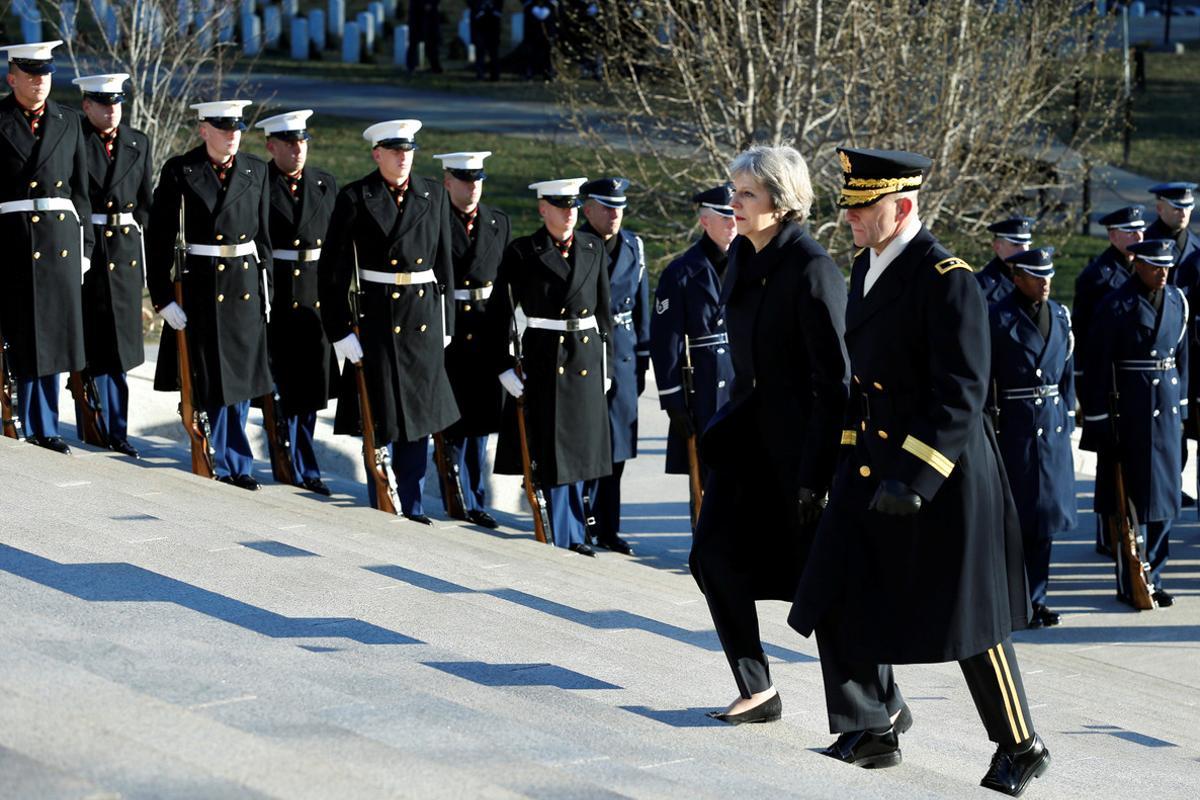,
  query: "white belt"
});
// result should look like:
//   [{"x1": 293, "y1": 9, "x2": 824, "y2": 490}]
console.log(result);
[
  {"x1": 0, "y1": 197, "x2": 79, "y2": 218},
  {"x1": 187, "y1": 242, "x2": 258, "y2": 258},
  {"x1": 273, "y1": 247, "x2": 322, "y2": 262},
  {"x1": 613, "y1": 310, "x2": 634, "y2": 325},
  {"x1": 526, "y1": 316, "x2": 599, "y2": 332},
  {"x1": 90, "y1": 212, "x2": 136, "y2": 226},
  {"x1": 1000, "y1": 385, "x2": 1060, "y2": 401},
  {"x1": 1117, "y1": 358, "x2": 1176, "y2": 371},
  {"x1": 453, "y1": 286, "x2": 494, "y2": 301},
  {"x1": 359, "y1": 268, "x2": 437, "y2": 286}
]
